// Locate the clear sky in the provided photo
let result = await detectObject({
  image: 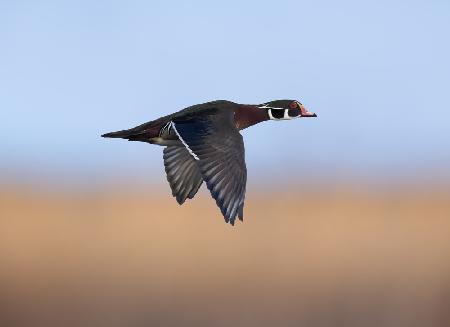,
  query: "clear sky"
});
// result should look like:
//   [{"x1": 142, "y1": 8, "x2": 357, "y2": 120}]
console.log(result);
[{"x1": 1, "y1": 0, "x2": 449, "y2": 185}]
